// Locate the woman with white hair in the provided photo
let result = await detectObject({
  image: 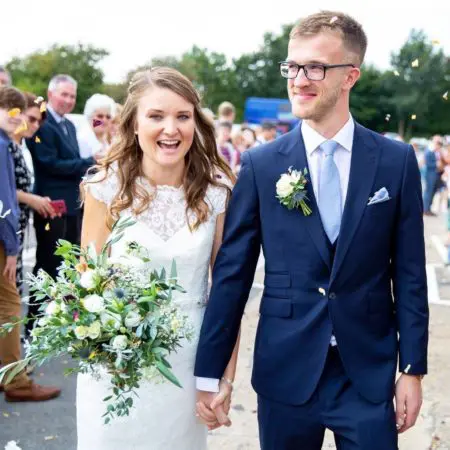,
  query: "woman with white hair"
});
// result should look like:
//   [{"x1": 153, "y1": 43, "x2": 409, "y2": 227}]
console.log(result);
[{"x1": 77, "y1": 93, "x2": 116, "y2": 160}]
